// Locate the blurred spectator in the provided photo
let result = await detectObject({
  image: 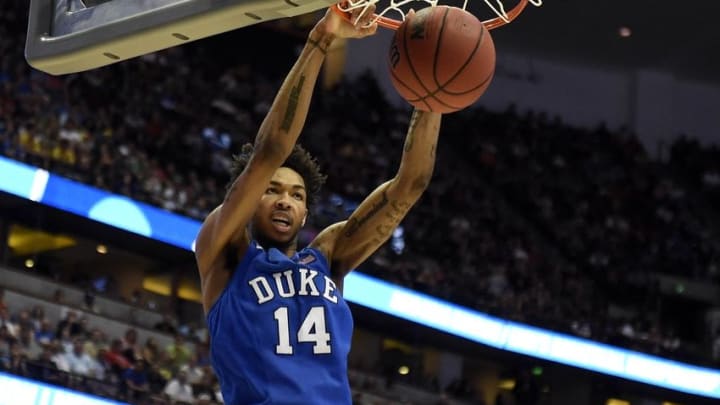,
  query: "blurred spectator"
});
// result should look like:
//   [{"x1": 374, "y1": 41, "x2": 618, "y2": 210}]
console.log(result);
[
  {"x1": 35, "y1": 319, "x2": 55, "y2": 344},
  {"x1": 55, "y1": 311, "x2": 83, "y2": 338},
  {"x1": 0, "y1": 288, "x2": 7, "y2": 313},
  {"x1": 0, "y1": 307, "x2": 18, "y2": 339},
  {"x1": 142, "y1": 336, "x2": 161, "y2": 366},
  {"x1": 196, "y1": 393, "x2": 213, "y2": 405},
  {"x1": 154, "y1": 313, "x2": 178, "y2": 335},
  {"x1": 7, "y1": 343, "x2": 29, "y2": 376},
  {"x1": 16, "y1": 310, "x2": 34, "y2": 331},
  {"x1": 194, "y1": 343, "x2": 211, "y2": 368},
  {"x1": 104, "y1": 338, "x2": 132, "y2": 375},
  {"x1": 129, "y1": 289, "x2": 145, "y2": 307},
  {"x1": 193, "y1": 371, "x2": 221, "y2": 404},
  {"x1": 17, "y1": 326, "x2": 42, "y2": 359},
  {"x1": 163, "y1": 370, "x2": 195, "y2": 404},
  {"x1": 83, "y1": 288, "x2": 100, "y2": 313},
  {"x1": 166, "y1": 334, "x2": 192, "y2": 372},
  {"x1": 123, "y1": 358, "x2": 151, "y2": 402},
  {"x1": 180, "y1": 354, "x2": 204, "y2": 385},
  {"x1": 51, "y1": 289, "x2": 71, "y2": 319},
  {"x1": 35, "y1": 345, "x2": 62, "y2": 384},
  {"x1": 146, "y1": 355, "x2": 171, "y2": 394},
  {"x1": 84, "y1": 328, "x2": 106, "y2": 359},
  {"x1": 65, "y1": 337, "x2": 102, "y2": 378},
  {"x1": 29, "y1": 305, "x2": 45, "y2": 331},
  {"x1": 49, "y1": 340, "x2": 70, "y2": 372},
  {"x1": 122, "y1": 328, "x2": 142, "y2": 362}
]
